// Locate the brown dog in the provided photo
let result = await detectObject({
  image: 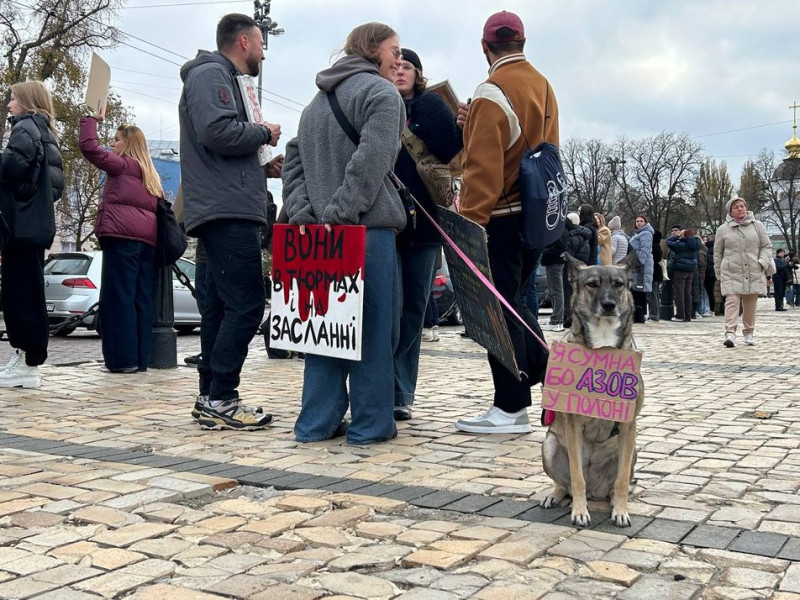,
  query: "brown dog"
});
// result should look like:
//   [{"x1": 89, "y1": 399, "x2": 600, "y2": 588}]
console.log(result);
[{"x1": 540, "y1": 252, "x2": 644, "y2": 527}]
